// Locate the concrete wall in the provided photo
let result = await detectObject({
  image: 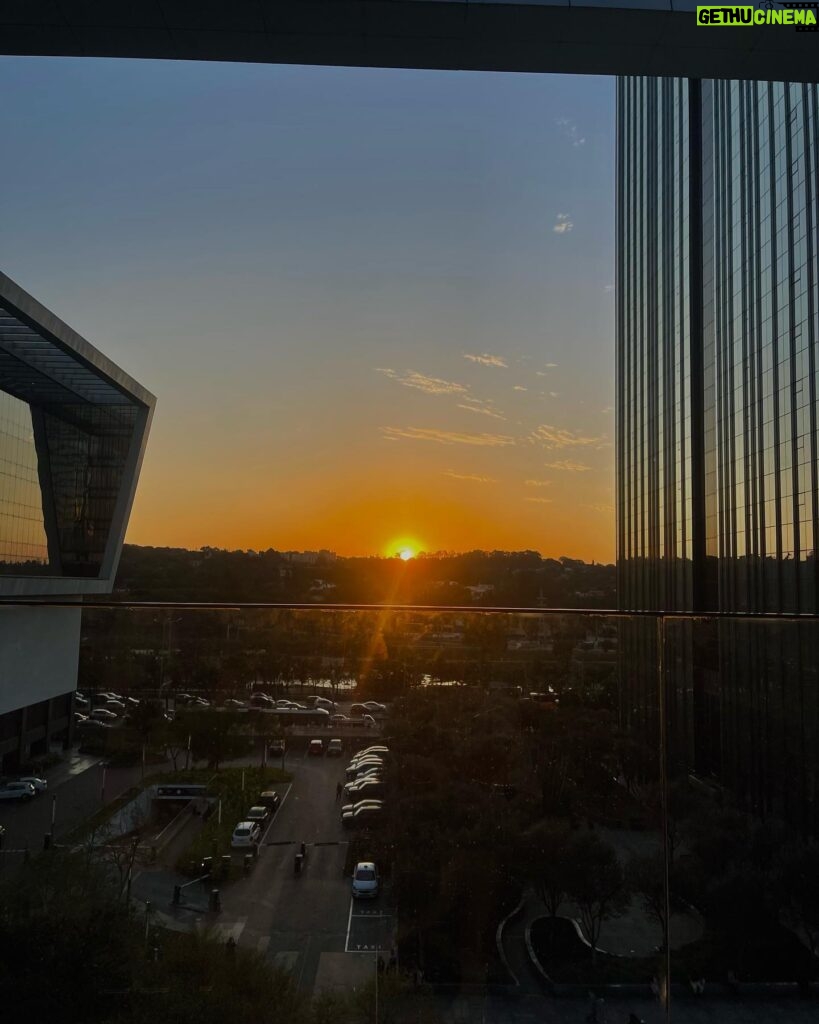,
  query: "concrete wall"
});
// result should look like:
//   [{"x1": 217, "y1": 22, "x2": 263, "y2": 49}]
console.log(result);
[{"x1": 0, "y1": 605, "x2": 81, "y2": 716}]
